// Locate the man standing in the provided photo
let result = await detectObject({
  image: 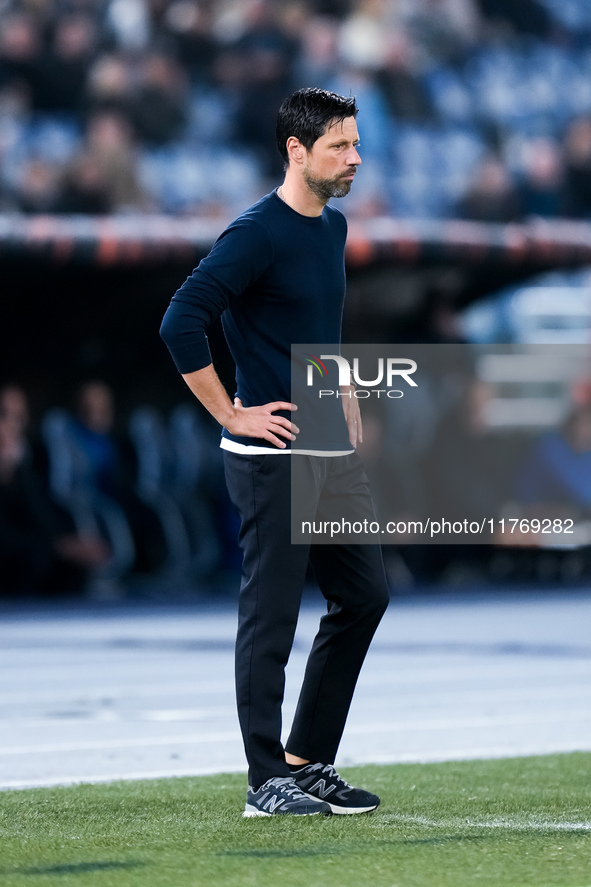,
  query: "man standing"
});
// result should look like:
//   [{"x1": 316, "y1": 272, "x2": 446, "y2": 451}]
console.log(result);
[{"x1": 160, "y1": 87, "x2": 389, "y2": 817}]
